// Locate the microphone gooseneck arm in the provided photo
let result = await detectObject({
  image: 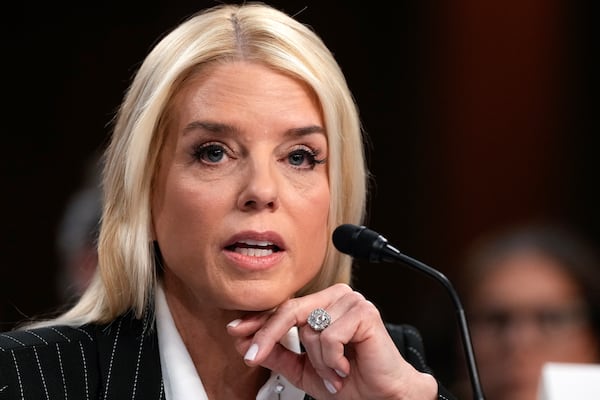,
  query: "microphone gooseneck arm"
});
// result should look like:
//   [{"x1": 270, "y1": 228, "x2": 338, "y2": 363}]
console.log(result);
[{"x1": 332, "y1": 224, "x2": 485, "y2": 400}]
